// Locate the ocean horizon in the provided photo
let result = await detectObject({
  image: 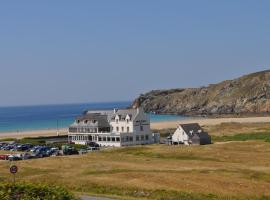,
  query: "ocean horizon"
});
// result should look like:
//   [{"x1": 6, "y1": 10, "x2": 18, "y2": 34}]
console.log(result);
[{"x1": 0, "y1": 101, "x2": 195, "y2": 133}]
